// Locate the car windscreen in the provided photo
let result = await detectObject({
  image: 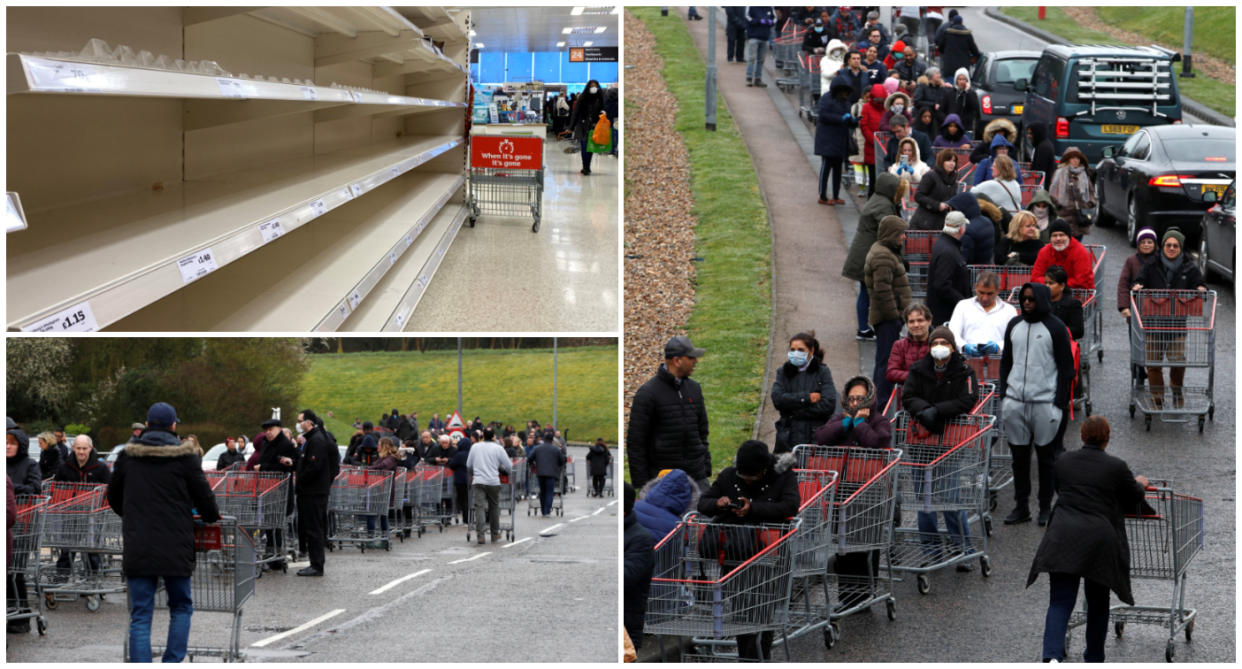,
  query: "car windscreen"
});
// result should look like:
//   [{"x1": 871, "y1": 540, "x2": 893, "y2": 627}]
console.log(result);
[
  {"x1": 1162, "y1": 138, "x2": 1235, "y2": 163},
  {"x1": 994, "y1": 58, "x2": 1037, "y2": 85}
]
